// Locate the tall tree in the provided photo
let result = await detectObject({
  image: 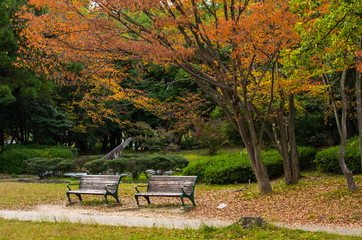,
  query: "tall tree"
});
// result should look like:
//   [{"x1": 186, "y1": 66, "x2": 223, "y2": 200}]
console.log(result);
[
  {"x1": 19, "y1": 0, "x2": 314, "y2": 193},
  {"x1": 289, "y1": 0, "x2": 361, "y2": 191}
]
